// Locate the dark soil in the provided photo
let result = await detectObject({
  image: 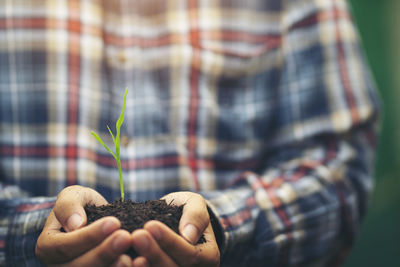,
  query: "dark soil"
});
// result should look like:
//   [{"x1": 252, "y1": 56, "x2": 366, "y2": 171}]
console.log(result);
[{"x1": 84, "y1": 199, "x2": 205, "y2": 258}]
